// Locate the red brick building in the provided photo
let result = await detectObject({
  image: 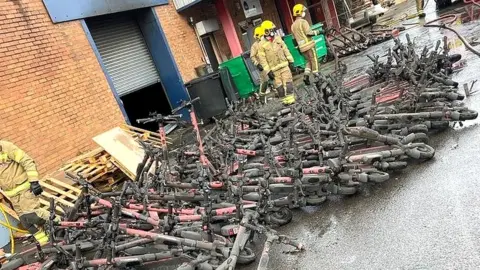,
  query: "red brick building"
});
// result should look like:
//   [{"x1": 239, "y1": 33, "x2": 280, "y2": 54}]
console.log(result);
[
  {"x1": 0, "y1": 0, "x2": 337, "y2": 176},
  {"x1": 0, "y1": 0, "x2": 202, "y2": 175},
  {"x1": 0, "y1": 0, "x2": 127, "y2": 175}
]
